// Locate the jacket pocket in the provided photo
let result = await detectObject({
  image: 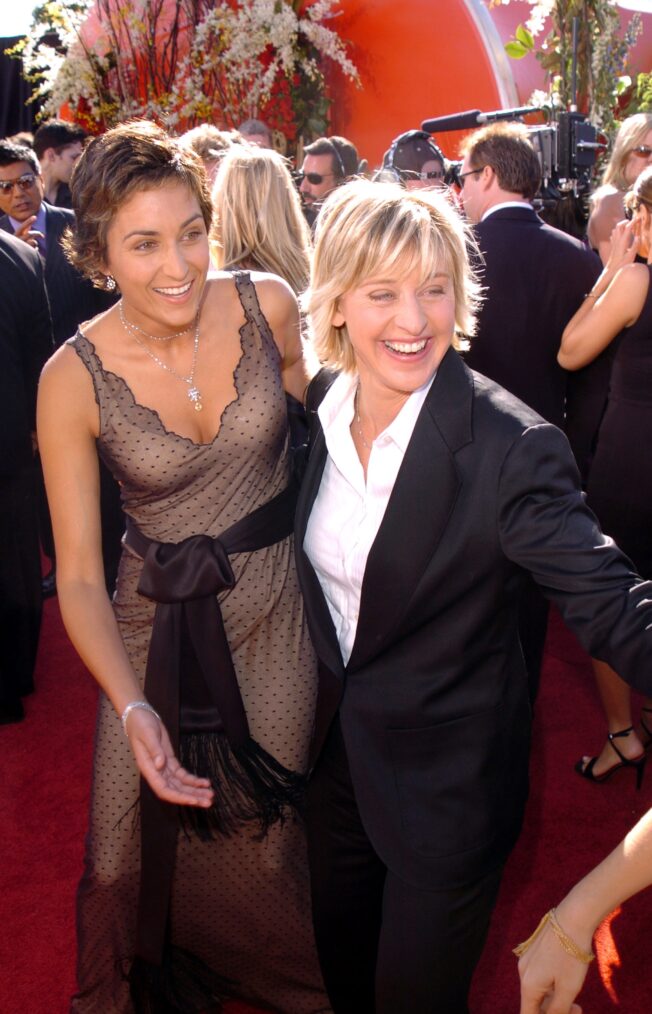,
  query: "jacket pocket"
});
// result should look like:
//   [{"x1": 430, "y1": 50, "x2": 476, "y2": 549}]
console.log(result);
[{"x1": 387, "y1": 706, "x2": 502, "y2": 858}]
